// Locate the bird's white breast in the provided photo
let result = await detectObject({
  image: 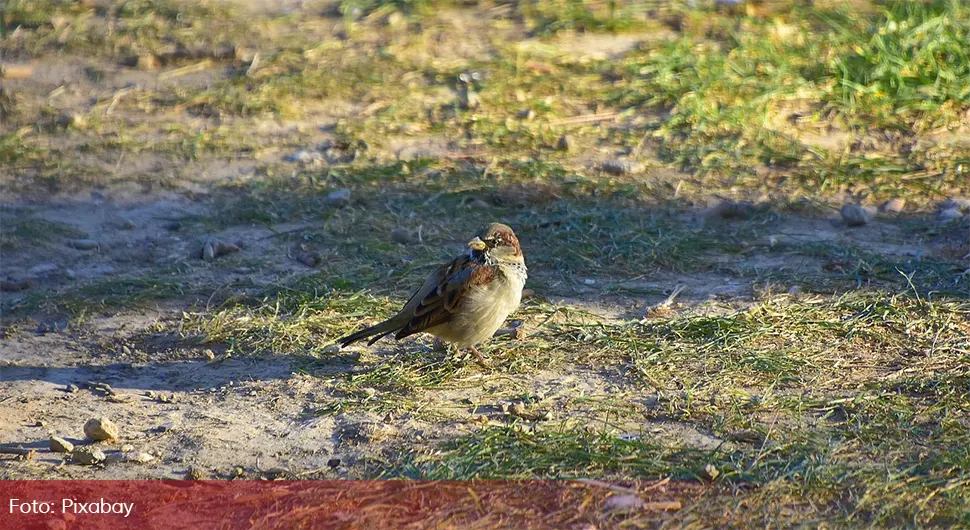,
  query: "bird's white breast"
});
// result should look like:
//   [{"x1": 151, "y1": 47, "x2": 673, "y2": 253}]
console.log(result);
[{"x1": 430, "y1": 262, "x2": 526, "y2": 347}]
